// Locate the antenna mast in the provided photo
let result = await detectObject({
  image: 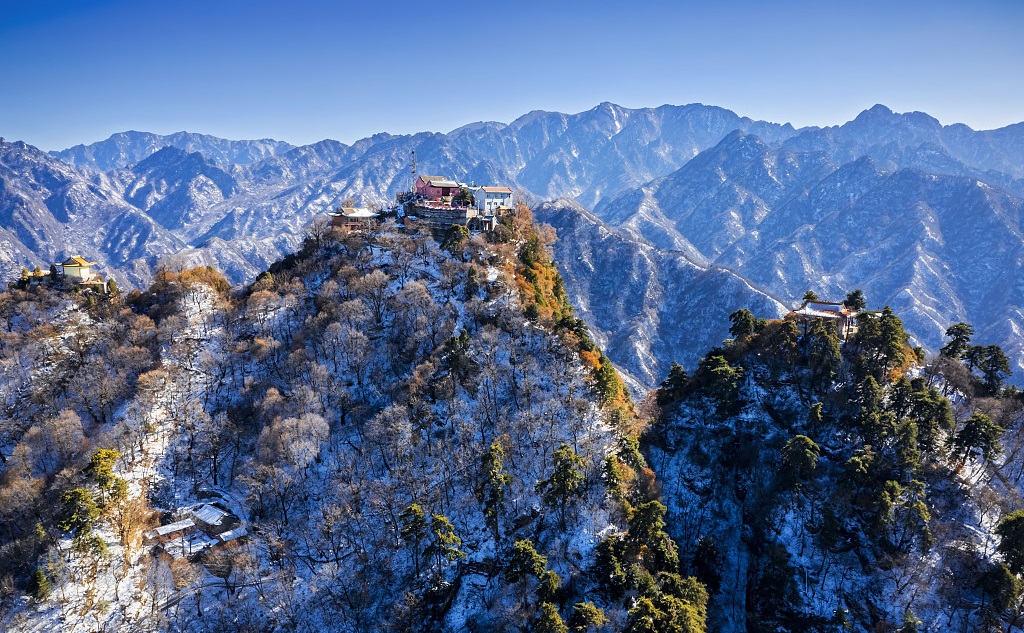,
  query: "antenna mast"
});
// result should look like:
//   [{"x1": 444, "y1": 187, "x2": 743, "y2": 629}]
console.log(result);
[{"x1": 410, "y1": 150, "x2": 417, "y2": 194}]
